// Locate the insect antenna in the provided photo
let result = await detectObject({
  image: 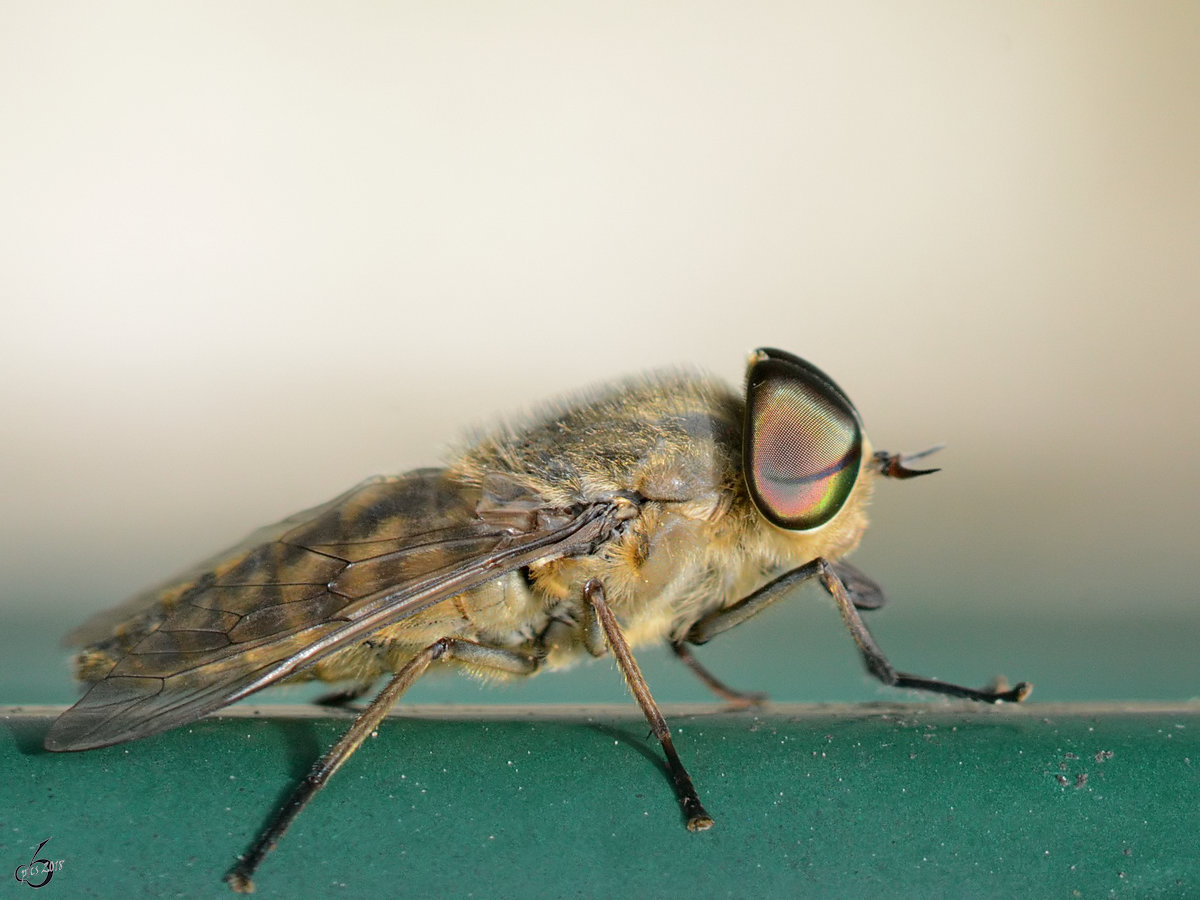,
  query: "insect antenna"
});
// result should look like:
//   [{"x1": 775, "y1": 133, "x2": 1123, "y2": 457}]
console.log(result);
[{"x1": 873, "y1": 444, "x2": 944, "y2": 479}]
